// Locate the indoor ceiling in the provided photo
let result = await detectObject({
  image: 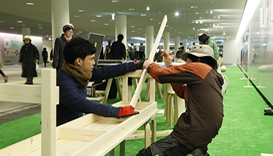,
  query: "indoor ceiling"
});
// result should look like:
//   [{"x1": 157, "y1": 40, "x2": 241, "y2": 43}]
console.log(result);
[{"x1": 0, "y1": 0, "x2": 247, "y2": 43}]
